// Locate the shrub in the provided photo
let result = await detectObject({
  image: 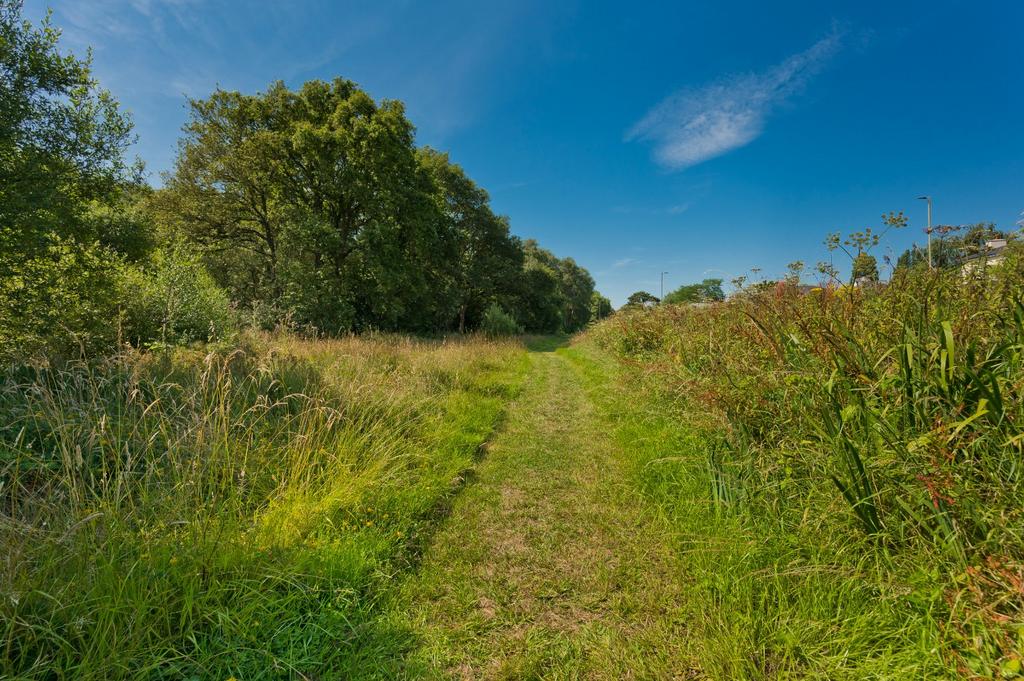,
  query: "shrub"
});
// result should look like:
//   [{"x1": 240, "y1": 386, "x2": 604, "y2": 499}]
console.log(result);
[
  {"x1": 120, "y1": 247, "x2": 236, "y2": 346},
  {"x1": 0, "y1": 239, "x2": 125, "y2": 363},
  {"x1": 479, "y1": 303, "x2": 521, "y2": 336}
]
